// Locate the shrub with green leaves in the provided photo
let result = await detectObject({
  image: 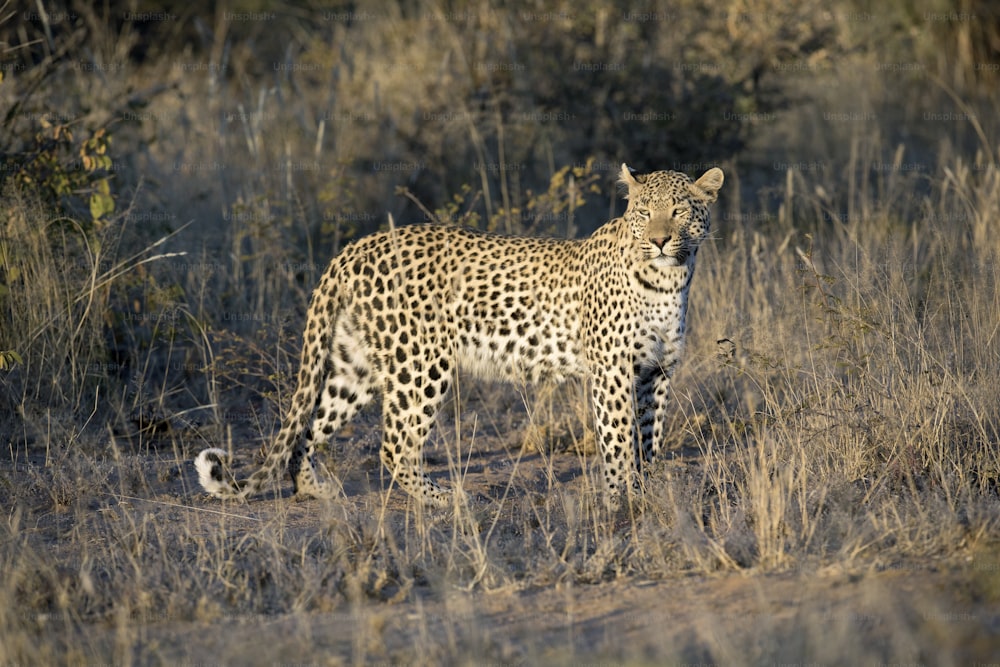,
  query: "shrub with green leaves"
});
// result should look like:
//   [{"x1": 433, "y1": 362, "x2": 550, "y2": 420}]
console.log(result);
[{"x1": 3, "y1": 120, "x2": 116, "y2": 230}]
